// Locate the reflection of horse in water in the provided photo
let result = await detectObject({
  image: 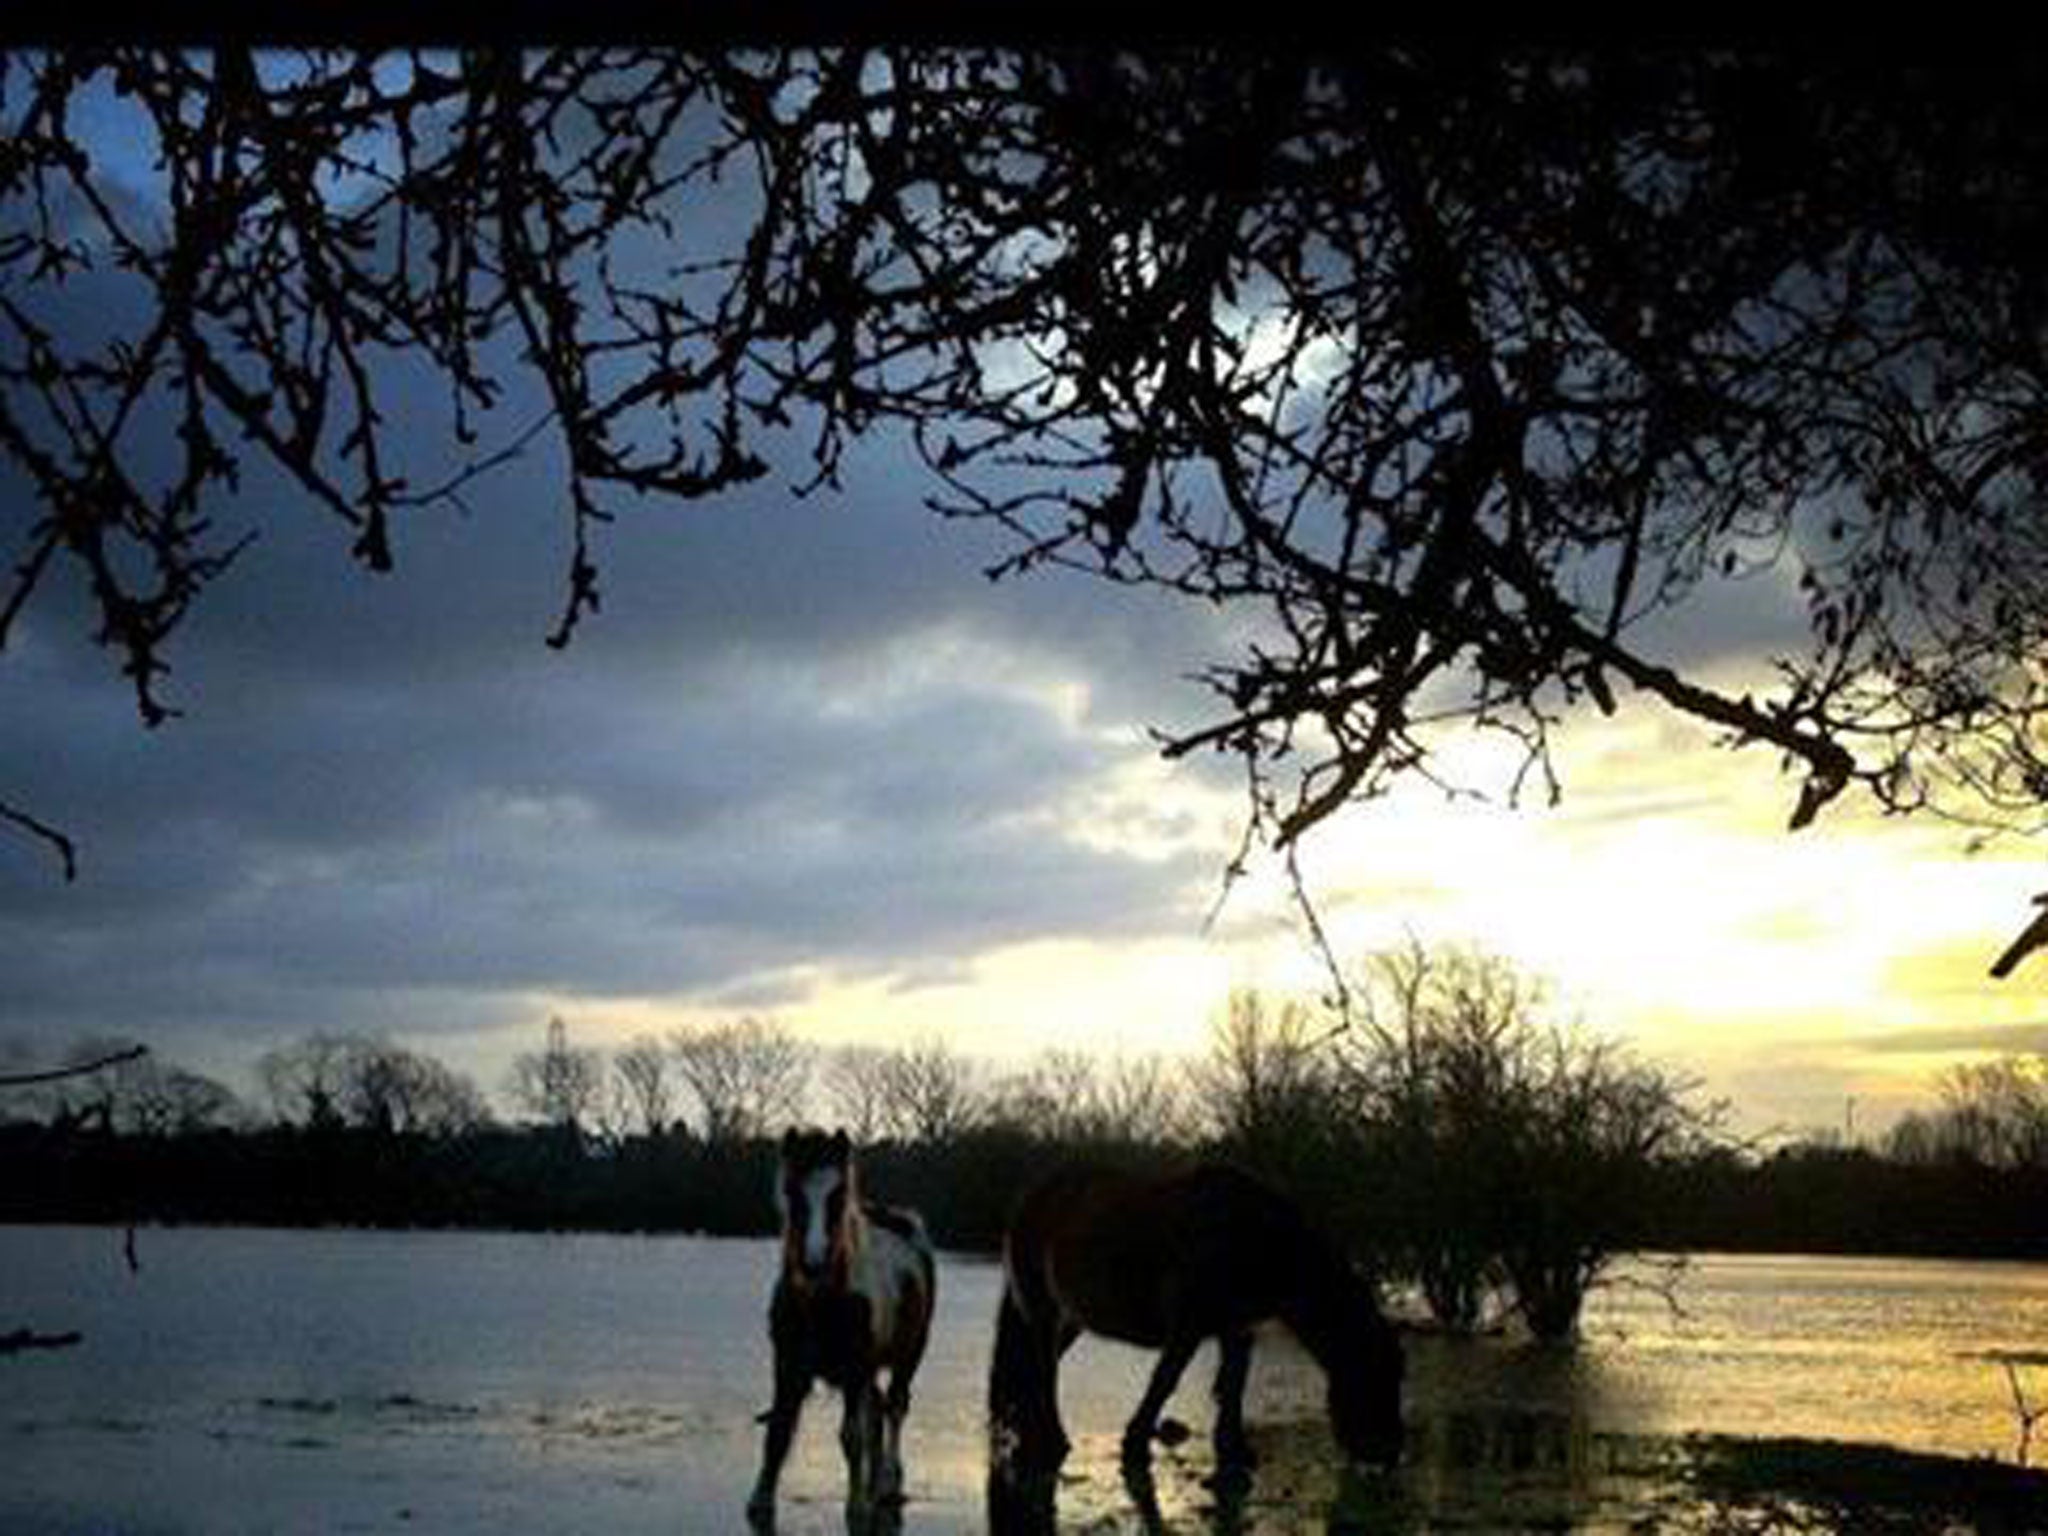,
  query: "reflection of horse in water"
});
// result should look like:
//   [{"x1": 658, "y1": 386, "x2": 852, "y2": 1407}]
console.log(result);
[
  {"x1": 748, "y1": 1128, "x2": 937, "y2": 1525},
  {"x1": 988, "y1": 1162, "x2": 1405, "y2": 1478}
]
